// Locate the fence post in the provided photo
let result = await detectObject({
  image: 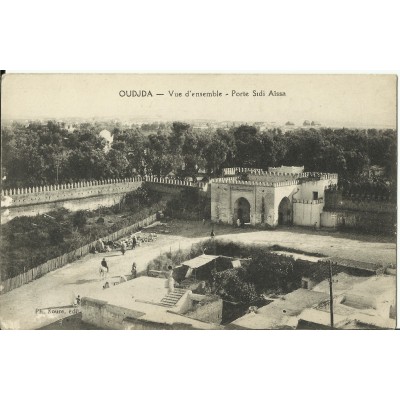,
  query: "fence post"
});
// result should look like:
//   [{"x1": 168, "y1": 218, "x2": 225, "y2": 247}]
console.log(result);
[{"x1": 0, "y1": 212, "x2": 163, "y2": 294}]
